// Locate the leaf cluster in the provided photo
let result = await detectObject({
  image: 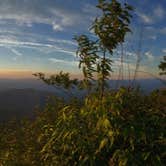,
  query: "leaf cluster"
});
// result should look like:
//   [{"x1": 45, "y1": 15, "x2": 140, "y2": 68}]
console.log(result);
[
  {"x1": 159, "y1": 56, "x2": 166, "y2": 75},
  {"x1": 92, "y1": 0, "x2": 133, "y2": 53},
  {"x1": 33, "y1": 71, "x2": 79, "y2": 89}
]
